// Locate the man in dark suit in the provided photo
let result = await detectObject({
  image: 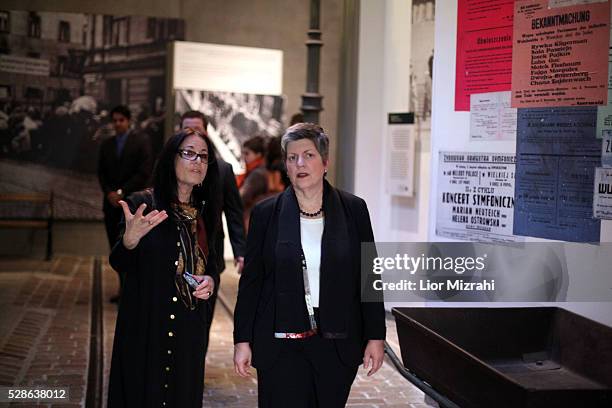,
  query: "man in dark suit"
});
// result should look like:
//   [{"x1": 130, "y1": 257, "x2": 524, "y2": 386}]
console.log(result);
[
  {"x1": 98, "y1": 105, "x2": 153, "y2": 301},
  {"x1": 180, "y1": 111, "x2": 246, "y2": 341}
]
